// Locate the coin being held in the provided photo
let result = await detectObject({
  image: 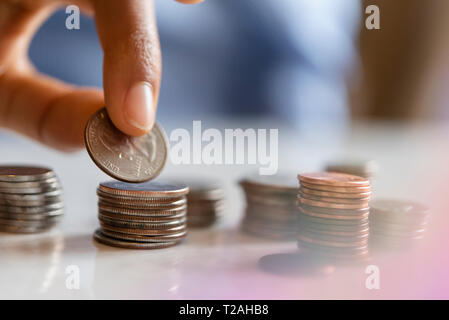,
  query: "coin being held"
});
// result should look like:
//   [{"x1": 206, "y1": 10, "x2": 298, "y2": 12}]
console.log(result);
[{"x1": 85, "y1": 108, "x2": 168, "y2": 183}]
